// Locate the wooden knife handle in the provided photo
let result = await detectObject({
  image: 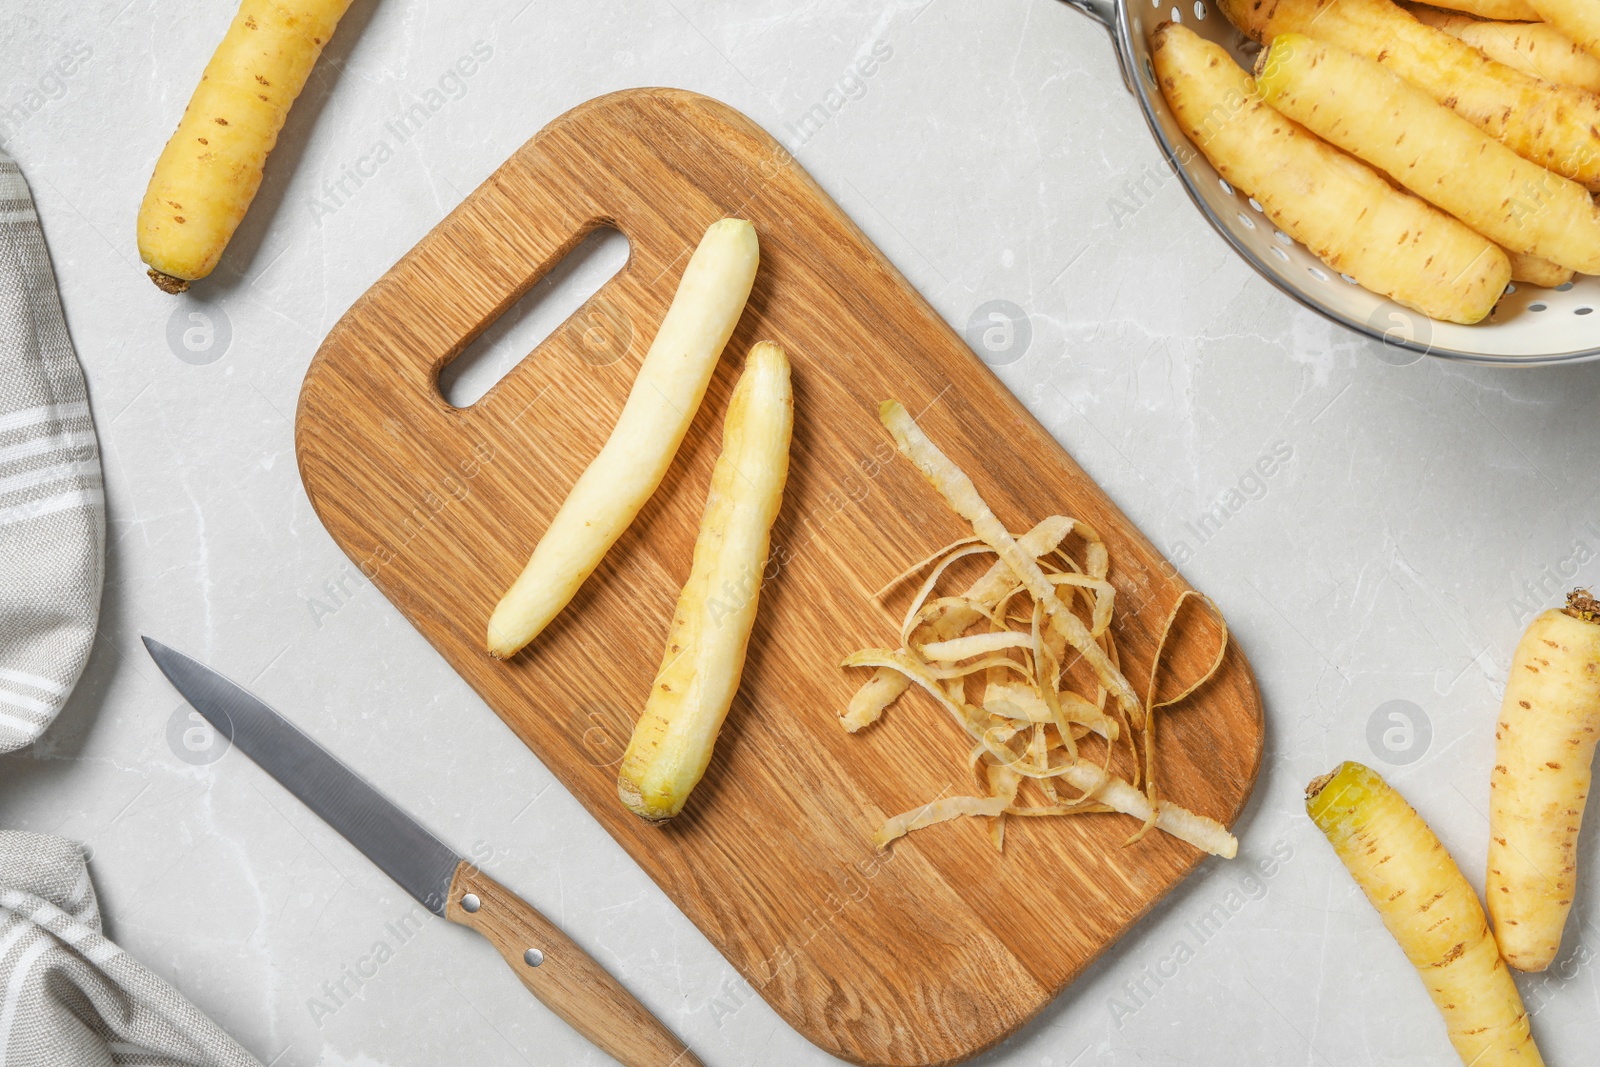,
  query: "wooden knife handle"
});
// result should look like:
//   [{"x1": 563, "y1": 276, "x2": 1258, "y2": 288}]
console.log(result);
[{"x1": 445, "y1": 860, "x2": 703, "y2": 1067}]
